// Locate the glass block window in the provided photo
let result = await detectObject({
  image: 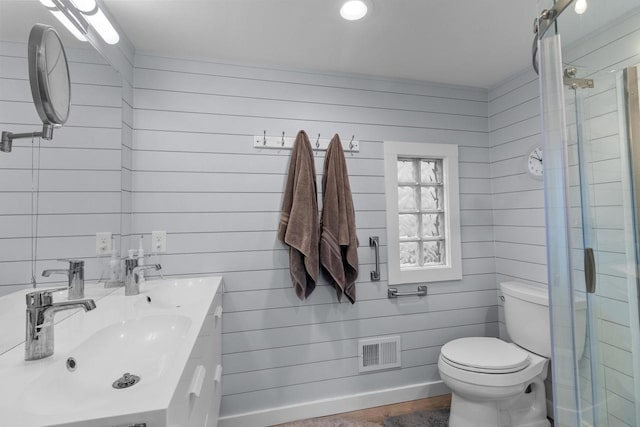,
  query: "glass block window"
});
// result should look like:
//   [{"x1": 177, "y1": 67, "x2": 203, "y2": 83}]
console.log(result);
[
  {"x1": 397, "y1": 158, "x2": 446, "y2": 268},
  {"x1": 384, "y1": 141, "x2": 462, "y2": 285}
]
